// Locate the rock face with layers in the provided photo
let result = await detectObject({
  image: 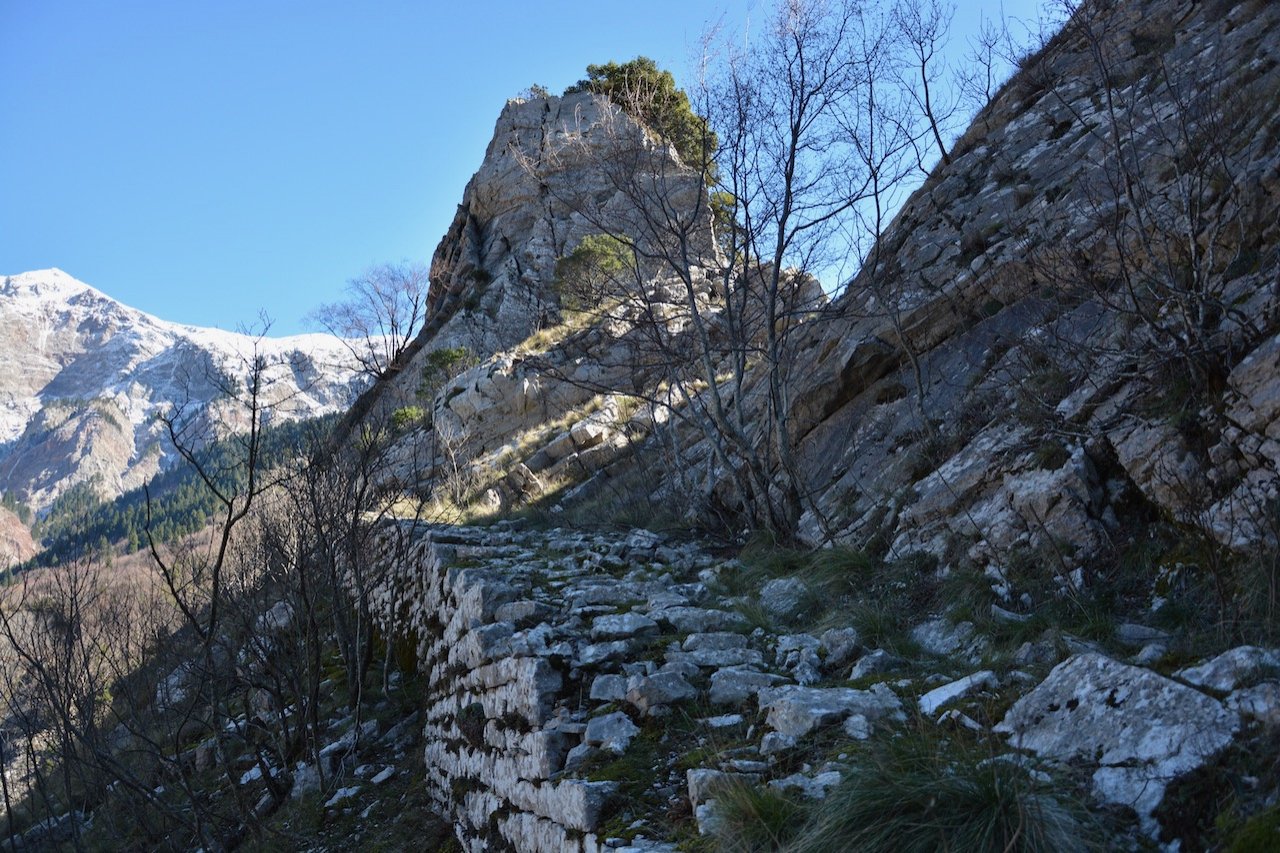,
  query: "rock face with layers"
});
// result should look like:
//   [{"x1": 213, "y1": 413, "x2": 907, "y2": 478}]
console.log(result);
[
  {"x1": 732, "y1": 0, "x2": 1280, "y2": 589},
  {"x1": 353, "y1": 90, "x2": 717, "y2": 506},
  {"x1": 360, "y1": 0, "x2": 1280, "y2": 586},
  {"x1": 377, "y1": 90, "x2": 712, "y2": 404}
]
